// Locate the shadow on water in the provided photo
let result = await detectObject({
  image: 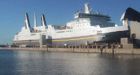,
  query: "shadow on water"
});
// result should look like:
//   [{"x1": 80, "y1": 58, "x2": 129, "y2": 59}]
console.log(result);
[
  {"x1": 0, "y1": 50, "x2": 140, "y2": 75},
  {"x1": 0, "y1": 50, "x2": 19, "y2": 75}
]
